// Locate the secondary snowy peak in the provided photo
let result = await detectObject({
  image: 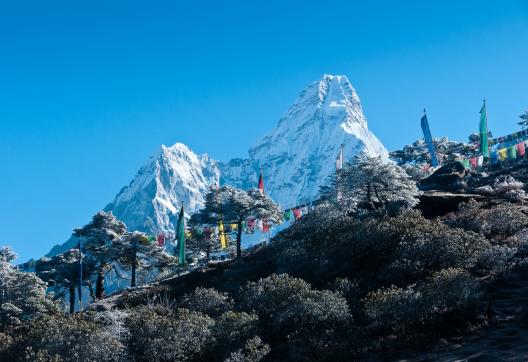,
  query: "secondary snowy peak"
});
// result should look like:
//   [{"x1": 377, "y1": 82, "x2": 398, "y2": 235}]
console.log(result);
[
  {"x1": 62, "y1": 74, "x2": 387, "y2": 245},
  {"x1": 104, "y1": 143, "x2": 220, "y2": 235},
  {"x1": 248, "y1": 74, "x2": 388, "y2": 208}
]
